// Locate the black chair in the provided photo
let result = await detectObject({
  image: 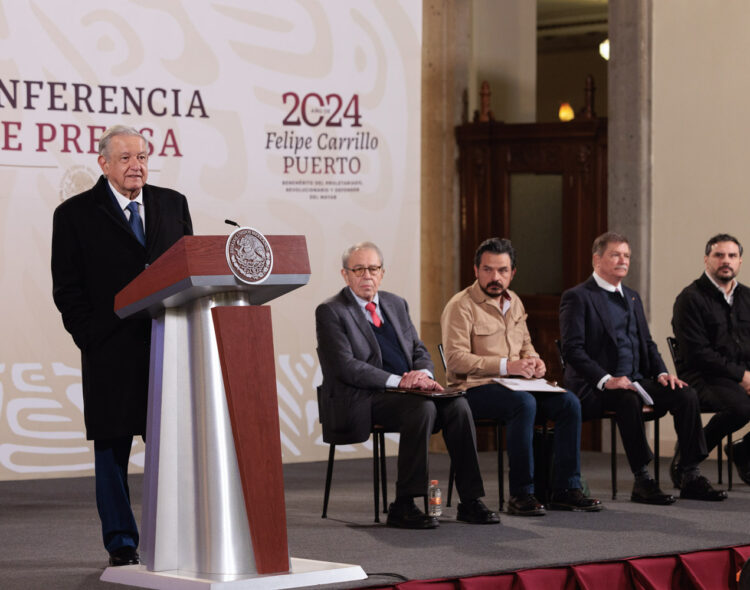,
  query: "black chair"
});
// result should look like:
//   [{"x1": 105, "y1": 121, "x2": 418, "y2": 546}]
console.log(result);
[
  {"x1": 438, "y1": 344, "x2": 506, "y2": 511},
  {"x1": 318, "y1": 386, "x2": 428, "y2": 523},
  {"x1": 666, "y1": 336, "x2": 733, "y2": 490},
  {"x1": 321, "y1": 420, "x2": 390, "y2": 523},
  {"x1": 554, "y1": 340, "x2": 660, "y2": 499}
]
